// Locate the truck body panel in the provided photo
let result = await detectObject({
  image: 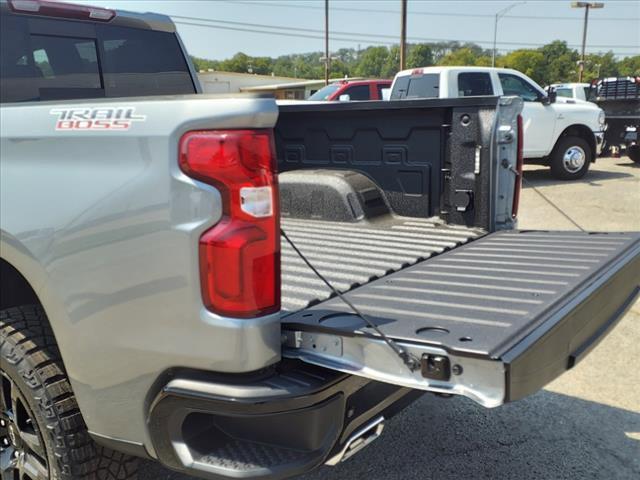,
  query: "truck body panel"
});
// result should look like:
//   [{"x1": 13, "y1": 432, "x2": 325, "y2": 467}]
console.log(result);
[{"x1": 0, "y1": 95, "x2": 281, "y2": 448}]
